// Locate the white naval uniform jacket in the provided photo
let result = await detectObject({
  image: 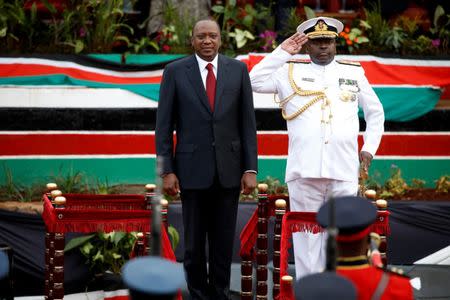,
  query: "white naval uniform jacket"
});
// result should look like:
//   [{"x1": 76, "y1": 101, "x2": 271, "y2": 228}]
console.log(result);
[{"x1": 250, "y1": 46, "x2": 384, "y2": 183}]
